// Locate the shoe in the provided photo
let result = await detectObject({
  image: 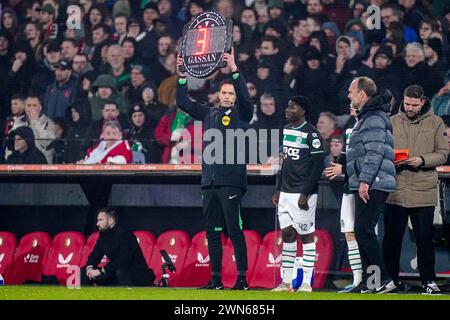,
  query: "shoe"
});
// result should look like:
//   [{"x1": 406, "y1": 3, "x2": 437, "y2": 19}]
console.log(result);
[
  {"x1": 199, "y1": 279, "x2": 224, "y2": 290},
  {"x1": 338, "y1": 283, "x2": 356, "y2": 293},
  {"x1": 349, "y1": 283, "x2": 375, "y2": 294},
  {"x1": 375, "y1": 280, "x2": 397, "y2": 294},
  {"x1": 422, "y1": 281, "x2": 441, "y2": 295},
  {"x1": 272, "y1": 282, "x2": 292, "y2": 292},
  {"x1": 297, "y1": 283, "x2": 313, "y2": 292},
  {"x1": 231, "y1": 279, "x2": 249, "y2": 290}
]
